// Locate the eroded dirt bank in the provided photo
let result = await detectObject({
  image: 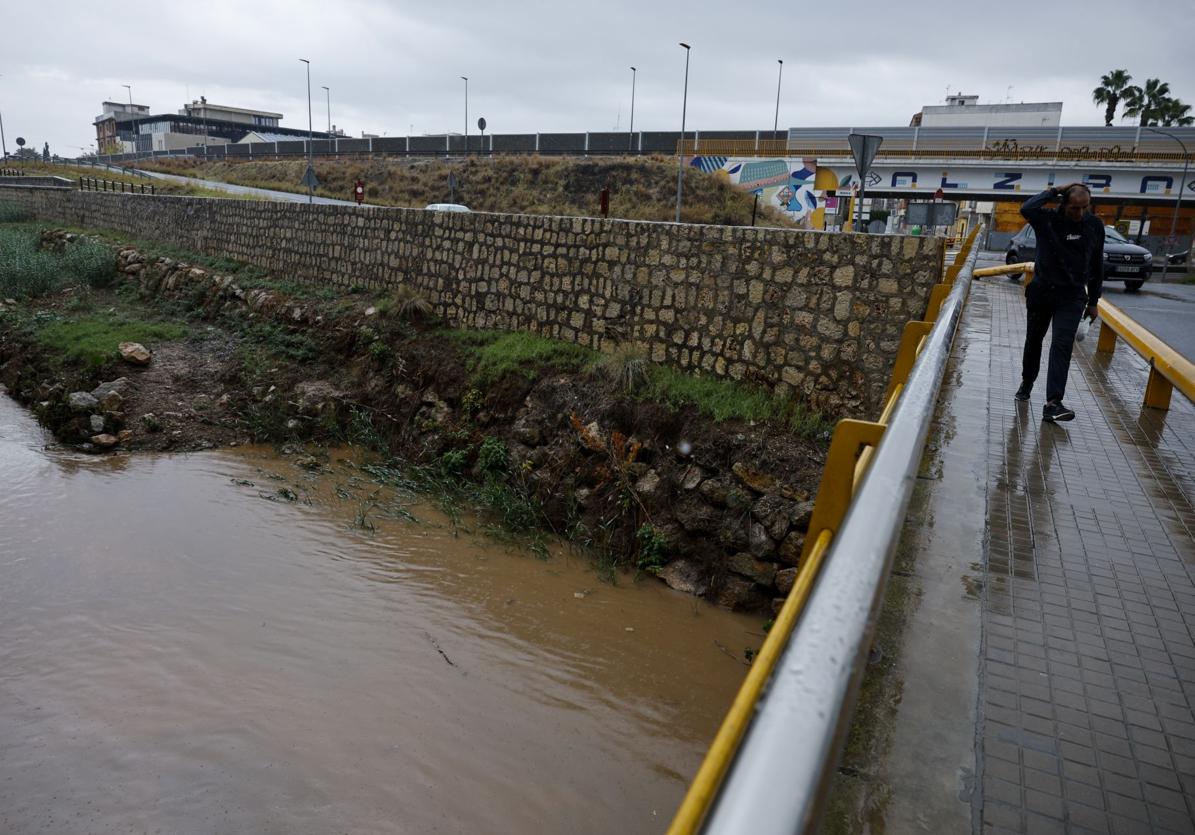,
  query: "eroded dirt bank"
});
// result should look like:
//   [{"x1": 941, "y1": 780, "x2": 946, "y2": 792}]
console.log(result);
[{"x1": 0, "y1": 227, "x2": 830, "y2": 610}]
